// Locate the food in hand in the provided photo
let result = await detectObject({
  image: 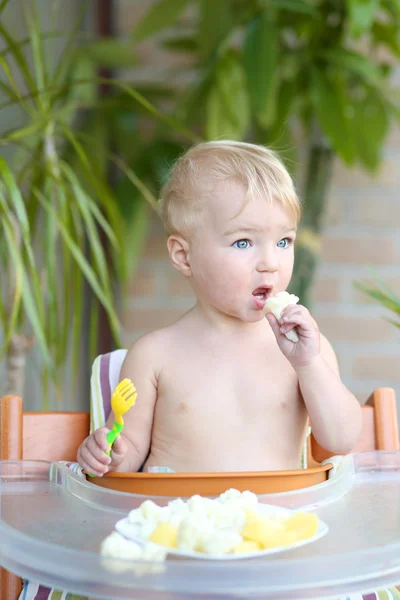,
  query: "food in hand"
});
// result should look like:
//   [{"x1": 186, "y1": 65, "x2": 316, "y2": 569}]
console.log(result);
[{"x1": 264, "y1": 291, "x2": 299, "y2": 342}]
